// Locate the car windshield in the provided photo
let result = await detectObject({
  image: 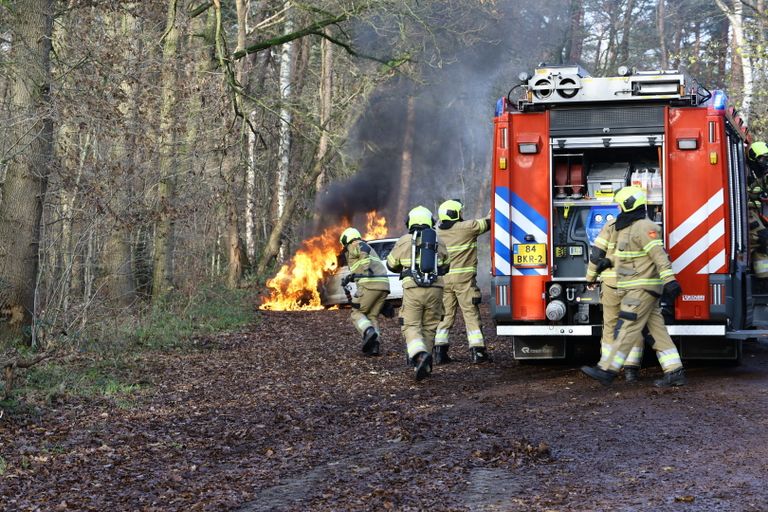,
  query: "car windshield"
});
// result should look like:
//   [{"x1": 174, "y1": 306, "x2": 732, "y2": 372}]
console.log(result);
[{"x1": 370, "y1": 241, "x2": 395, "y2": 259}]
